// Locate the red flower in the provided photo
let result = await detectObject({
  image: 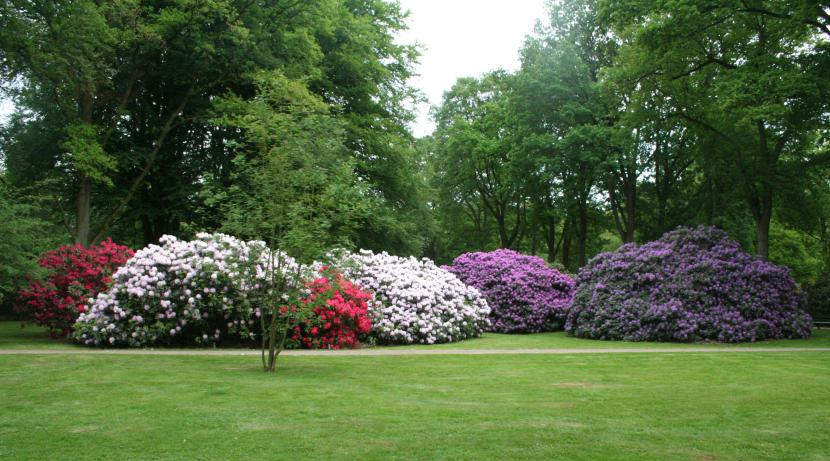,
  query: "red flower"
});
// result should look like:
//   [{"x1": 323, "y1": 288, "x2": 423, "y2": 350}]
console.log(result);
[
  {"x1": 283, "y1": 268, "x2": 374, "y2": 350},
  {"x1": 16, "y1": 239, "x2": 134, "y2": 337}
]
